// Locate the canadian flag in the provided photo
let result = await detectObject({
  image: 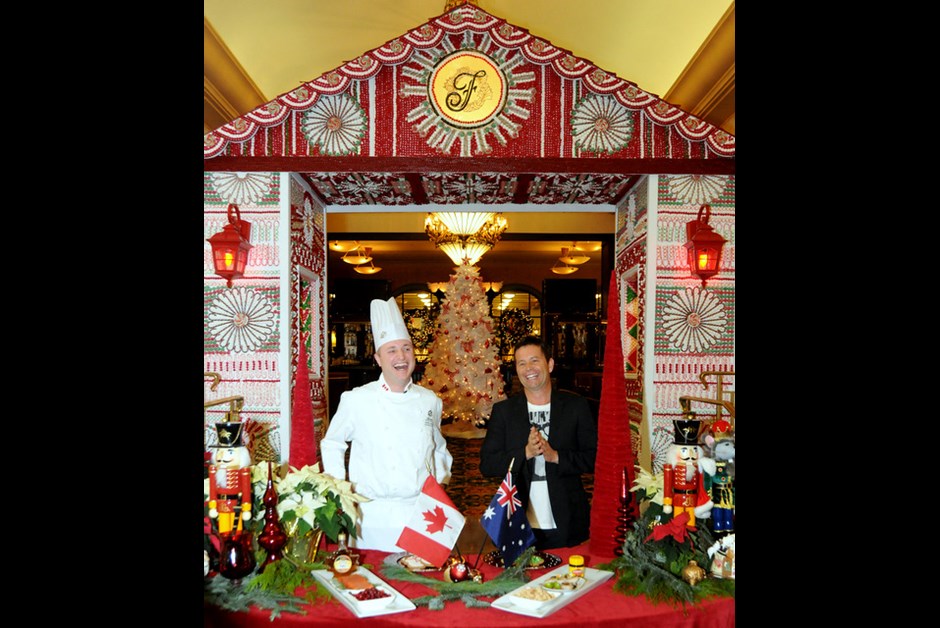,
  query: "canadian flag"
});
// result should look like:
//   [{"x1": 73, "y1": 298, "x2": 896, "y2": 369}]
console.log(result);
[{"x1": 396, "y1": 474, "x2": 466, "y2": 567}]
